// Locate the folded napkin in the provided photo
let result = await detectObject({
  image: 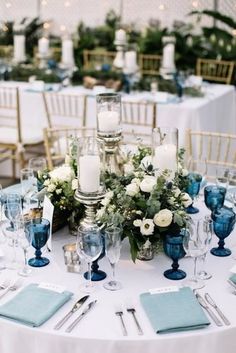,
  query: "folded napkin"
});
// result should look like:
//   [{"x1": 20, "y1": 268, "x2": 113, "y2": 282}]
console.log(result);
[
  {"x1": 0, "y1": 283, "x2": 73, "y2": 327},
  {"x1": 229, "y1": 274, "x2": 236, "y2": 284},
  {"x1": 140, "y1": 287, "x2": 210, "y2": 334}
]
